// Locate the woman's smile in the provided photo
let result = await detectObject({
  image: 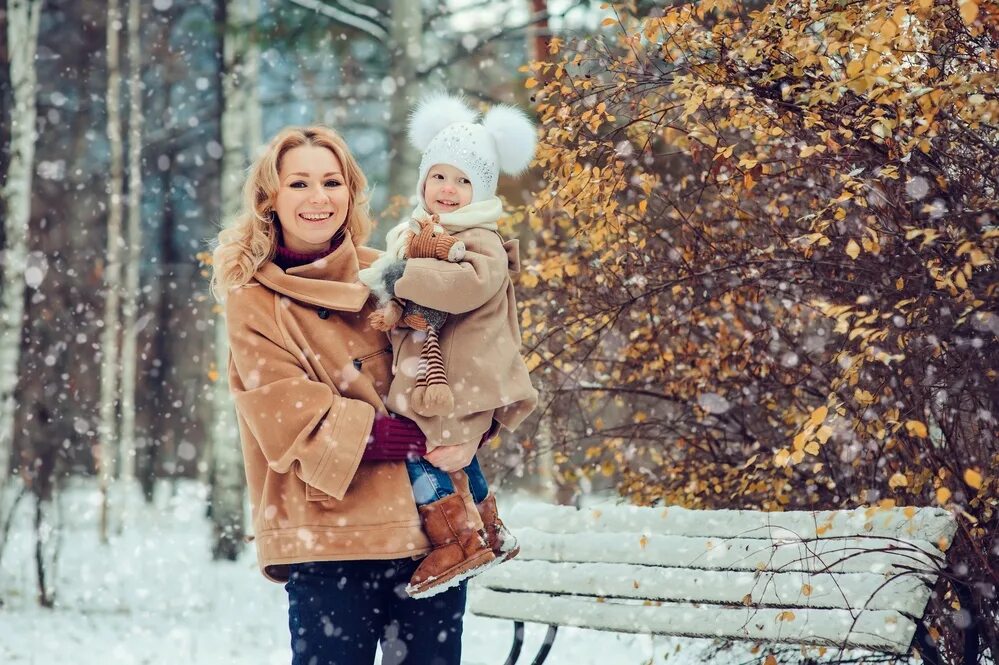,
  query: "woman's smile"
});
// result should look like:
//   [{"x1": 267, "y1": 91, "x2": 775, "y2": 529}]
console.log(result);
[{"x1": 299, "y1": 211, "x2": 334, "y2": 223}]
